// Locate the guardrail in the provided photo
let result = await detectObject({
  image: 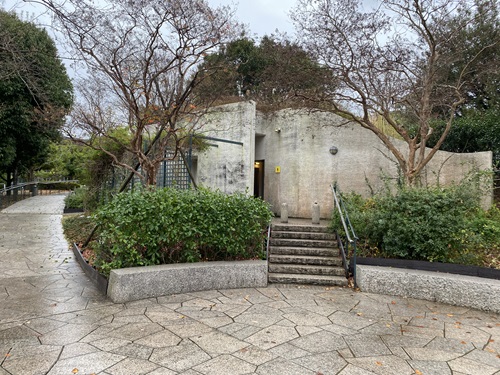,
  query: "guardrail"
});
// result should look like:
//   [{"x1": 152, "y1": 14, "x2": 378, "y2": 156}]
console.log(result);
[
  {"x1": 331, "y1": 183, "x2": 359, "y2": 287},
  {"x1": 0, "y1": 180, "x2": 79, "y2": 210}
]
